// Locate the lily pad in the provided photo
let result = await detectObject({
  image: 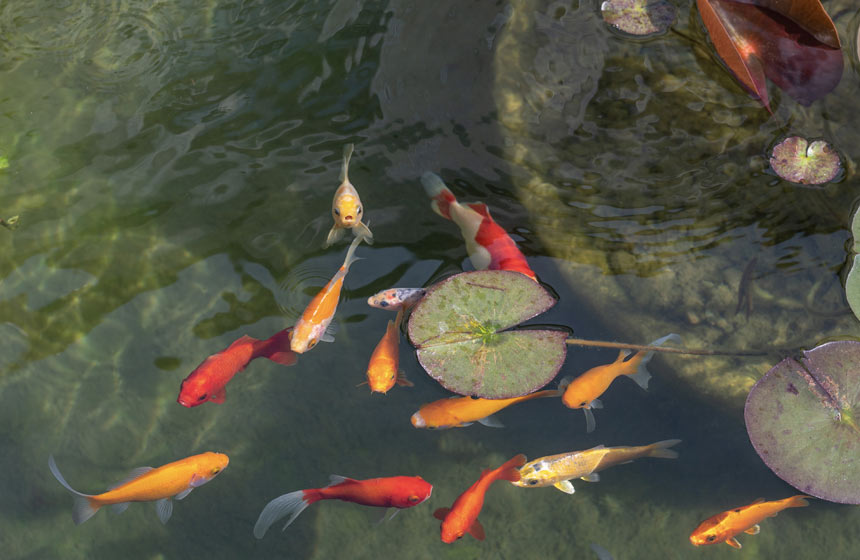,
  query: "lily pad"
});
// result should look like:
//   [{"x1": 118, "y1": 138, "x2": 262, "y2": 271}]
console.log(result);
[
  {"x1": 769, "y1": 136, "x2": 841, "y2": 185},
  {"x1": 745, "y1": 341, "x2": 860, "y2": 503},
  {"x1": 845, "y1": 207, "x2": 860, "y2": 323},
  {"x1": 601, "y1": 0, "x2": 676, "y2": 36},
  {"x1": 0, "y1": 154, "x2": 8, "y2": 170},
  {"x1": 407, "y1": 270, "x2": 567, "y2": 398}
]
